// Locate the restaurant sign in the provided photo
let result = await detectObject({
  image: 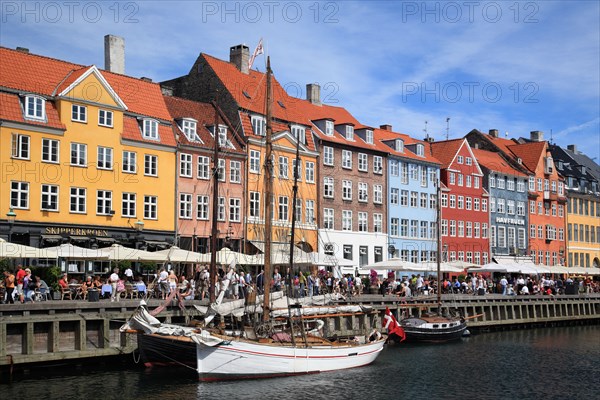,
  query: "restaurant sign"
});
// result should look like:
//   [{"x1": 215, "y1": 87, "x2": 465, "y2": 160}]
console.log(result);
[{"x1": 45, "y1": 227, "x2": 110, "y2": 237}]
